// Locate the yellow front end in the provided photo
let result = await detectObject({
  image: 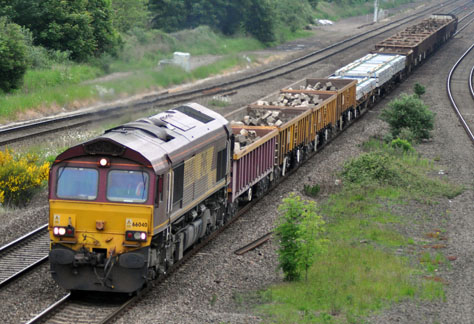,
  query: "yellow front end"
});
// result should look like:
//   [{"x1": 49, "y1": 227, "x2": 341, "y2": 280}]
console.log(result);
[
  {"x1": 48, "y1": 200, "x2": 154, "y2": 293},
  {"x1": 49, "y1": 200, "x2": 153, "y2": 253}
]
